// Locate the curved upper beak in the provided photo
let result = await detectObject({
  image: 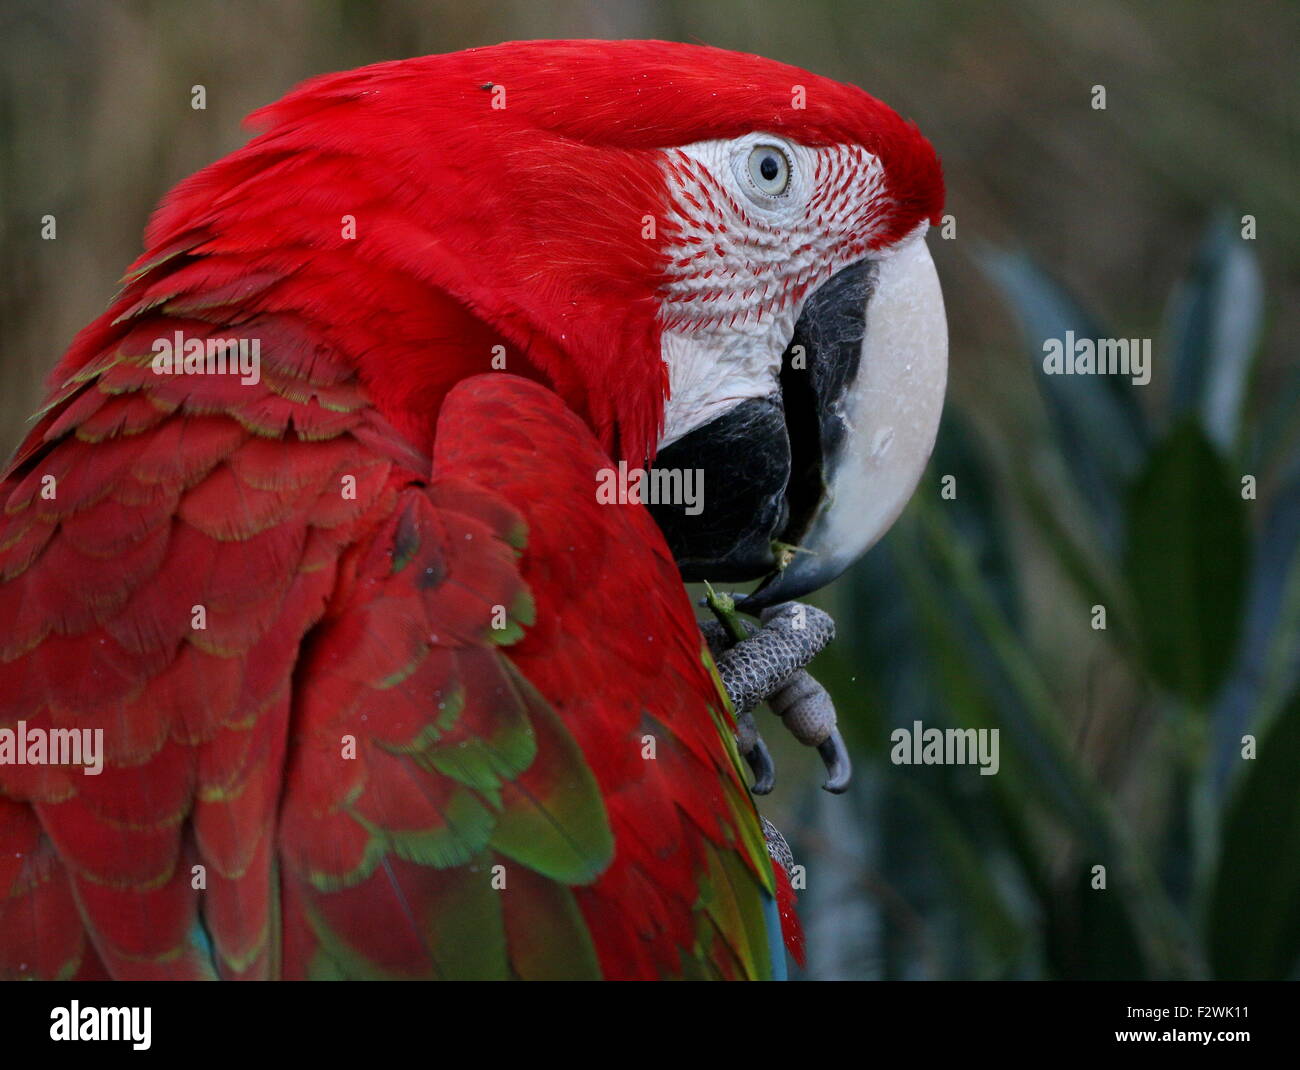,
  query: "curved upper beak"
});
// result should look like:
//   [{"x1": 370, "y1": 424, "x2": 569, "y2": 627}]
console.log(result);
[
  {"x1": 744, "y1": 233, "x2": 948, "y2": 608},
  {"x1": 648, "y1": 231, "x2": 947, "y2": 608}
]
